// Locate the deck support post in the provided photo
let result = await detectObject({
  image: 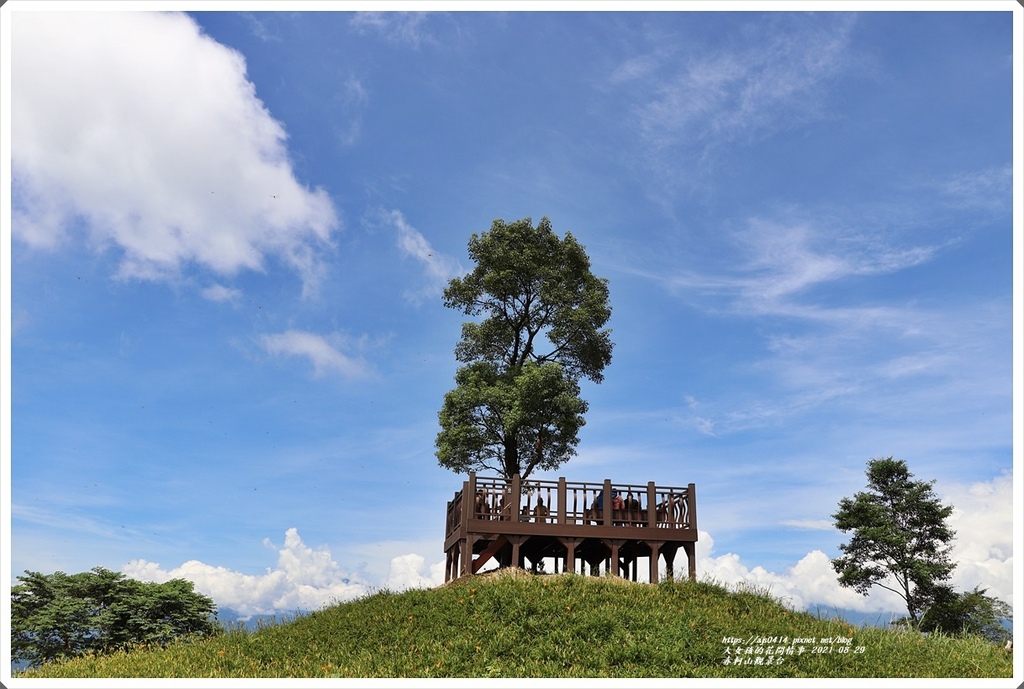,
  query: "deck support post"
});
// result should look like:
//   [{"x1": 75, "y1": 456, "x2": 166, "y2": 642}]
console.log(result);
[
  {"x1": 557, "y1": 537, "x2": 583, "y2": 576},
  {"x1": 461, "y1": 535, "x2": 479, "y2": 578},
  {"x1": 663, "y1": 543, "x2": 679, "y2": 581},
  {"x1": 682, "y1": 541, "x2": 696, "y2": 581},
  {"x1": 607, "y1": 539, "x2": 626, "y2": 577},
  {"x1": 648, "y1": 541, "x2": 663, "y2": 584},
  {"x1": 507, "y1": 535, "x2": 527, "y2": 569}
]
